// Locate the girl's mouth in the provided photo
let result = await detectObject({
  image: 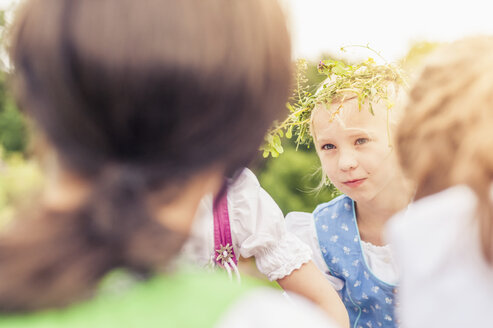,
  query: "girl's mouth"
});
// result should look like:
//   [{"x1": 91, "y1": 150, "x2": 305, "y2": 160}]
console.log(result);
[{"x1": 342, "y1": 178, "x2": 367, "y2": 188}]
